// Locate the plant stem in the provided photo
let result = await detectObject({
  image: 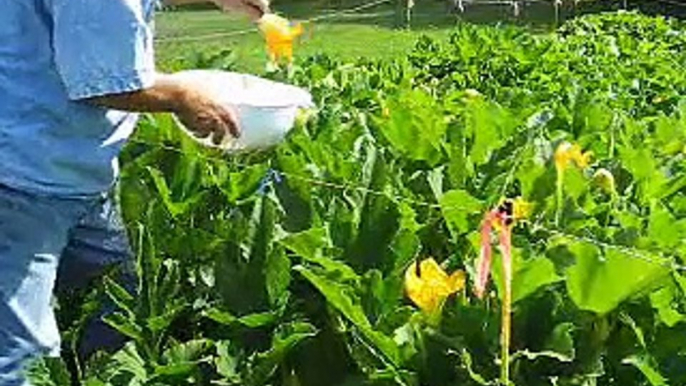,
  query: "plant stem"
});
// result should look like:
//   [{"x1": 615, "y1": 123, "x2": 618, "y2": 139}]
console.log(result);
[
  {"x1": 555, "y1": 170, "x2": 564, "y2": 227},
  {"x1": 499, "y1": 227, "x2": 513, "y2": 386}
]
